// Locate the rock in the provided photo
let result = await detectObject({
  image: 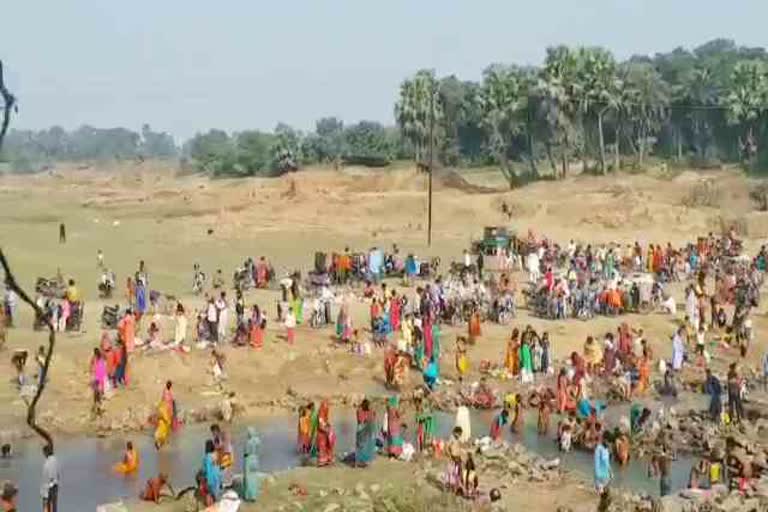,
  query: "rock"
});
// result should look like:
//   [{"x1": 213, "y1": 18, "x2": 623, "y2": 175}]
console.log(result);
[
  {"x1": 658, "y1": 496, "x2": 685, "y2": 512},
  {"x1": 717, "y1": 495, "x2": 744, "y2": 512},
  {"x1": 539, "y1": 458, "x2": 560, "y2": 470},
  {"x1": 323, "y1": 504, "x2": 340, "y2": 512},
  {"x1": 369, "y1": 484, "x2": 381, "y2": 494},
  {"x1": 506, "y1": 461, "x2": 525, "y2": 475}
]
